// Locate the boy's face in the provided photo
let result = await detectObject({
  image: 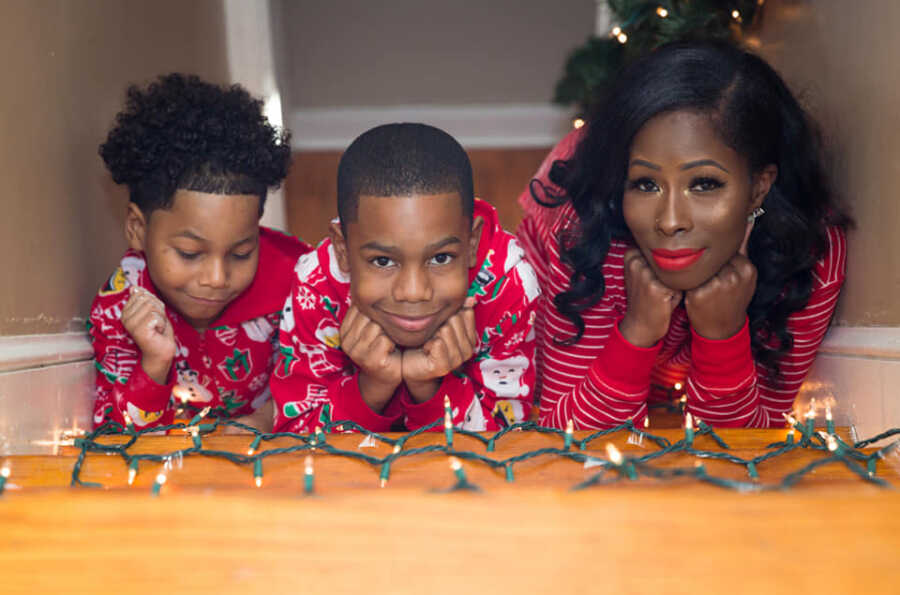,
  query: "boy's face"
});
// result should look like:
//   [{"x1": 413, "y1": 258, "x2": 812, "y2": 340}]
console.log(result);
[
  {"x1": 332, "y1": 193, "x2": 482, "y2": 348},
  {"x1": 125, "y1": 190, "x2": 261, "y2": 331}
]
